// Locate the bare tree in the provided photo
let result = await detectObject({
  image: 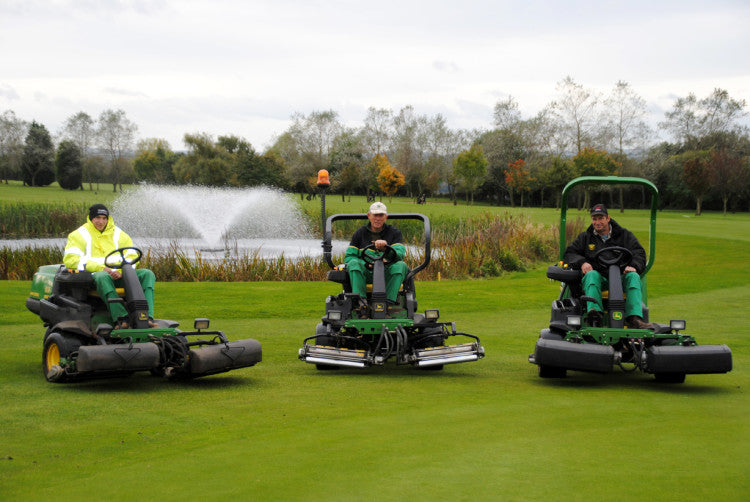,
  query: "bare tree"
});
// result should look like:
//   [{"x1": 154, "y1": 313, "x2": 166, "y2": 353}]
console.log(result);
[
  {"x1": 550, "y1": 76, "x2": 603, "y2": 154},
  {"x1": 360, "y1": 107, "x2": 392, "y2": 157},
  {"x1": 390, "y1": 105, "x2": 423, "y2": 196},
  {"x1": 61, "y1": 111, "x2": 95, "y2": 189},
  {"x1": 700, "y1": 88, "x2": 748, "y2": 136},
  {"x1": 0, "y1": 110, "x2": 27, "y2": 183},
  {"x1": 493, "y1": 96, "x2": 522, "y2": 130},
  {"x1": 660, "y1": 93, "x2": 703, "y2": 143},
  {"x1": 96, "y1": 109, "x2": 137, "y2": 192},
  {"x1": 603, "y1": 81, "x2": 652, "y2": 155}
]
